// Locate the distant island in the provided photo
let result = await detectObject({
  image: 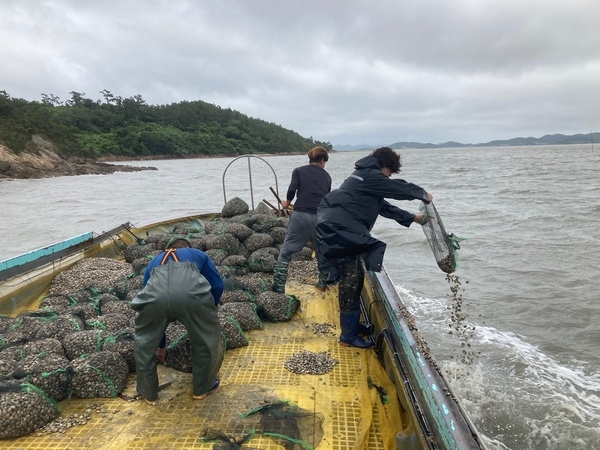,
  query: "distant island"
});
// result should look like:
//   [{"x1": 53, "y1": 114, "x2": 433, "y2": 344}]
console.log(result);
[{"x1": 333, "y1": 132, "x2": 599, "y2": 151}]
